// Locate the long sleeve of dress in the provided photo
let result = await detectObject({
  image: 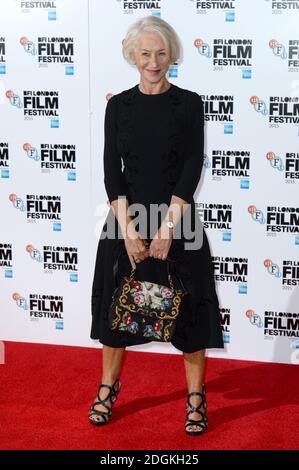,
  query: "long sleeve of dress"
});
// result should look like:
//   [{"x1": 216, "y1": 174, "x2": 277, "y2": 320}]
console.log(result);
[
  {"x1": 172, "y1": 92, "x2": 204, "y2": 204},
  {"x1": 103, "y1": 95, "x2": 127, "y2": 204}
]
